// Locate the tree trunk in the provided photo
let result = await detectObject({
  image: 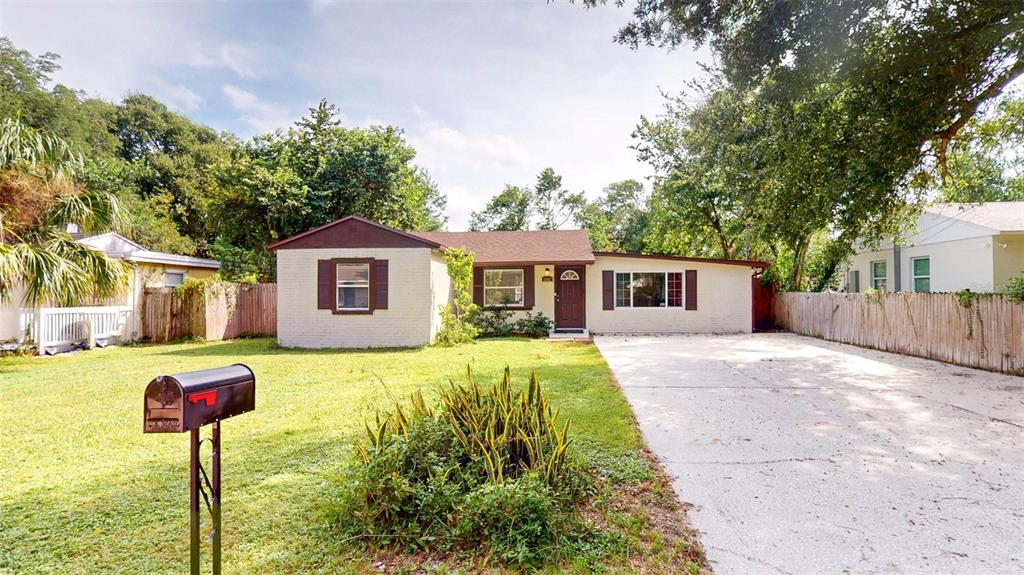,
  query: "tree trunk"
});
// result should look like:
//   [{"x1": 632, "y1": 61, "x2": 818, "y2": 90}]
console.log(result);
[{"x1": 789, "y1": 240, "x2": 809, "y2": 291}]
